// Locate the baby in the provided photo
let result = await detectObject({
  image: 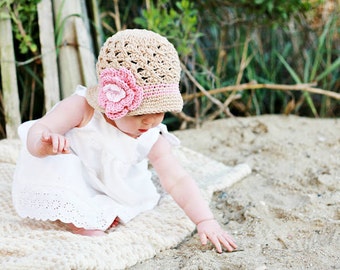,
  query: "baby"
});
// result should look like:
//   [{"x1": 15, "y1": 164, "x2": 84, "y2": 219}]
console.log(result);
[{"x1": 12, "y1": 29, "x2": 237, "y2": 253}]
